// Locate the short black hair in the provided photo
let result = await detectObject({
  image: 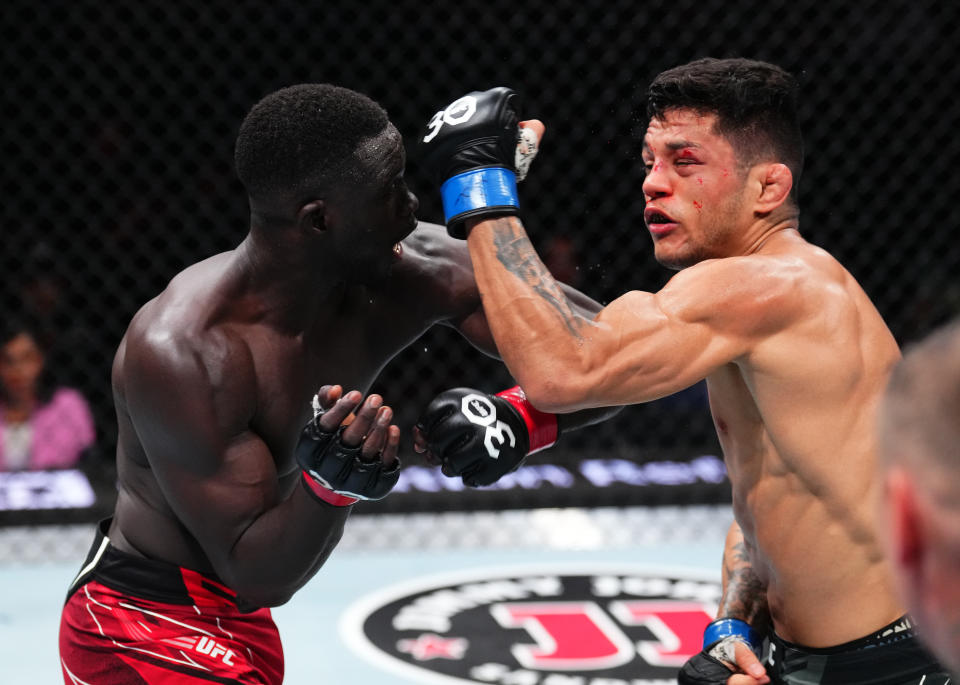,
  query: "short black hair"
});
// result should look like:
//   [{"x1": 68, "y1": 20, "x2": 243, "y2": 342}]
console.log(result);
[
  {"x1": 647, "y1": 58, "x2": 803, "y2": 199},
  {"x1": 234, "y1": 84, "x2": 390, "y2": 204}
]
